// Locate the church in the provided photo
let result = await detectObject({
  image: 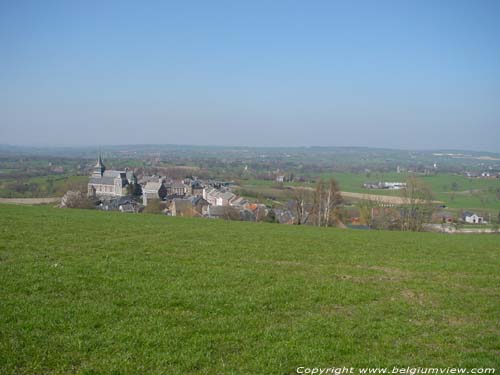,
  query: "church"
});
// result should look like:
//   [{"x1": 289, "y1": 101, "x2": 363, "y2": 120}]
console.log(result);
[{"x1": 87, "y1": 155, "x2": 137, "y2": 198}]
